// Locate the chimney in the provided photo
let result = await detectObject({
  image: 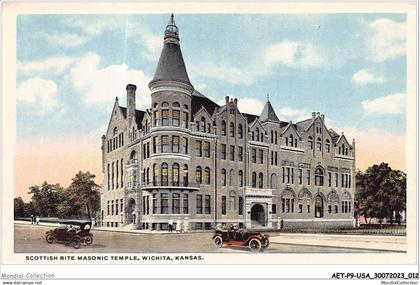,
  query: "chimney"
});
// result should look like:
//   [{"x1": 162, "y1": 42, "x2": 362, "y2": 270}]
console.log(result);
[
  {"x1": 126, "y1": 84, "x2": 137, "y2": 122},
  {"x1": 233, "y1": 98, "x2": 238, "y2": 106},
  {"x1": 321, "y1": 114, "x2": 325, "y2": 121},
  {"x1": 312, "y1": 112, "x2": 316, "y2": 119},
  {"x1": 316, "y1": 112, "x2": 320, "y2": 117},
  {"x1": 225, "y1": 96, "x2": 229, "y2": 105}
]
